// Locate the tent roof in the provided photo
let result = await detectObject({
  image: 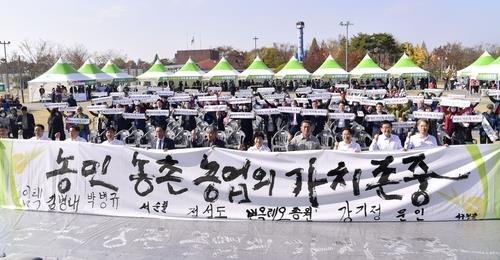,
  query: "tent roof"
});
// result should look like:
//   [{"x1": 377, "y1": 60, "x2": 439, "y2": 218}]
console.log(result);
[
  {"x1": 137, "y1": 59, "x2": 172, "y2": 81},
  {"x1": 457, "y1": 51, "x2": 495, "y2": 78},
  {"x1": 387, "y1": 53, "x2": 429, "y2": 77},
  {"x1": 274, "y1": 56, "x2": 311, "y2": 80},
  {"x1": 312, "y1": 55, "x2": 349, "y2": 79},
  {"x1": 169, "y1": 58, "x2": 205, "y2": 80},
  {"x1": 101, "y1": 60, "x2": 135, "y2": 82},
  {"x1": 477, "y1": 56, "x2": 500, "y2": 80},
  {"x1": 78, "y1": 59, "x2": 114, "y2": 82},
  {"x1": 239, "y1": 56, "x2": 274, "y2": 80},
  {"x1": 349, "y1": 54, "x2": 388, "y2": 78},
  {"x1": 203, "y1": 57, "x2": 239, "y2": 81},
  {"x1": 28, "y1": 57, "x2": 94, "y2": 84}
]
